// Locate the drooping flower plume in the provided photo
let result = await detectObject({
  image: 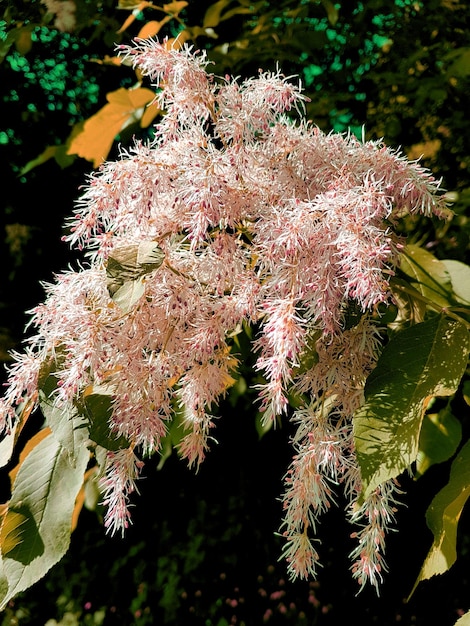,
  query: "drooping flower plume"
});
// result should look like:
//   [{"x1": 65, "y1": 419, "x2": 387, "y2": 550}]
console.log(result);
[{"x1": 0, "y1": 38, "x2": 447, "y2": 590}]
